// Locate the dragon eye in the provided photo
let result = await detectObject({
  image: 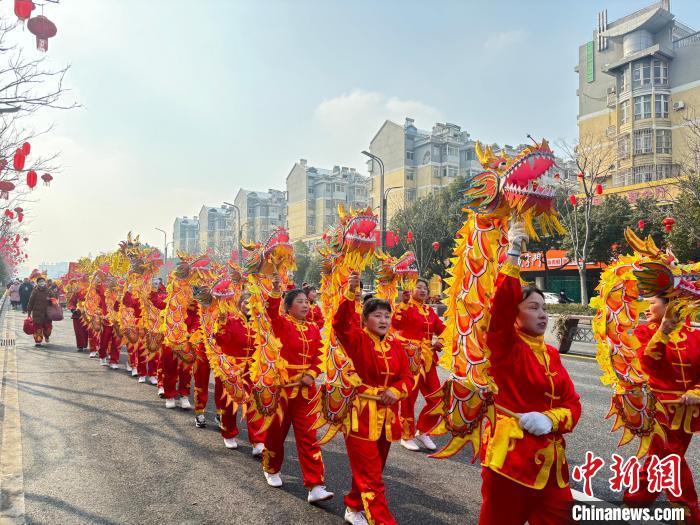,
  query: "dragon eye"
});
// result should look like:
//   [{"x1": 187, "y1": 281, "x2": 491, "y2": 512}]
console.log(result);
[{"x1": 499, "y1": 160, "x2": 507, "y2": 168}]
